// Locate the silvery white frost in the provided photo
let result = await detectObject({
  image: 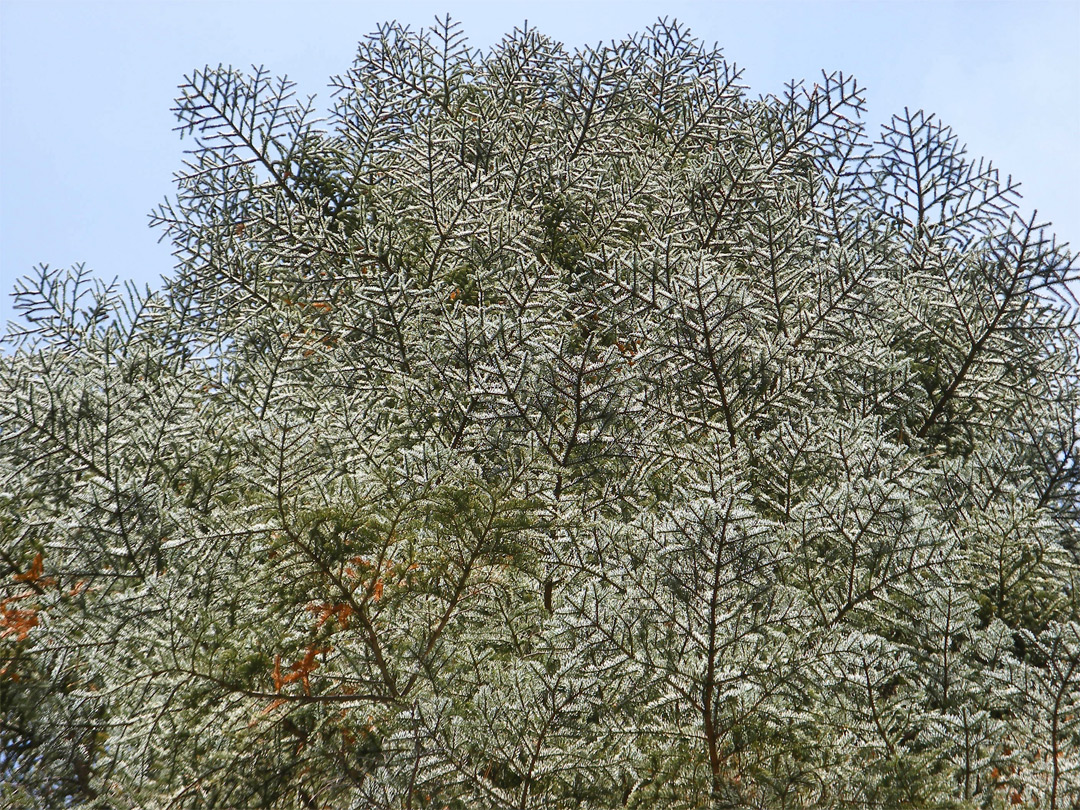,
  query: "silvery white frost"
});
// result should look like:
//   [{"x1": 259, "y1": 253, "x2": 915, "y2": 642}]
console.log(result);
[{"x1": 2, "y1": 16, "x2": 1078, "y2": 810}]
